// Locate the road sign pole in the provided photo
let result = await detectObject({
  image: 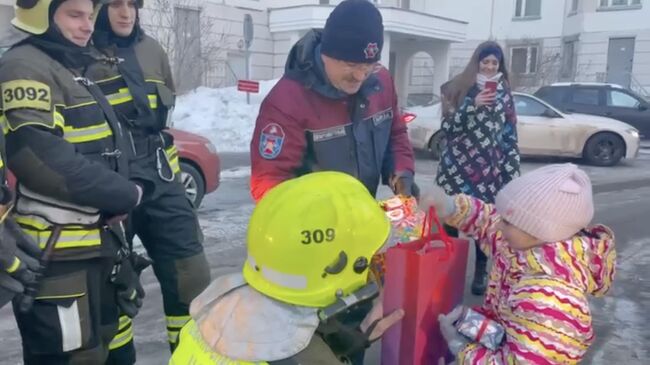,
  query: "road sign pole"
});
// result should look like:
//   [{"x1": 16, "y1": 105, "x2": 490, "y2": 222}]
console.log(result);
[{"x1": 243, "y1": 14, "x2": 254, "y2": 105}]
